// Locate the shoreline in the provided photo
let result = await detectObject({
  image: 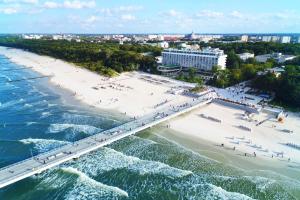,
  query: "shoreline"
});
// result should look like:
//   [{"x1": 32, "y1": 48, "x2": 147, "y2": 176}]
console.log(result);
[
  {"x1": 0, "y1": 46, "x2": 194, "y2": 118},
  {"x1": 162, "y1": 102, "x2": 300, "y2": 164},
  {"x1": 153, "y1": 127, "x2": 300, "y2": 181},
  {"x1": 1, "y1": 46, "x2": 299, "y2": 169}
]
